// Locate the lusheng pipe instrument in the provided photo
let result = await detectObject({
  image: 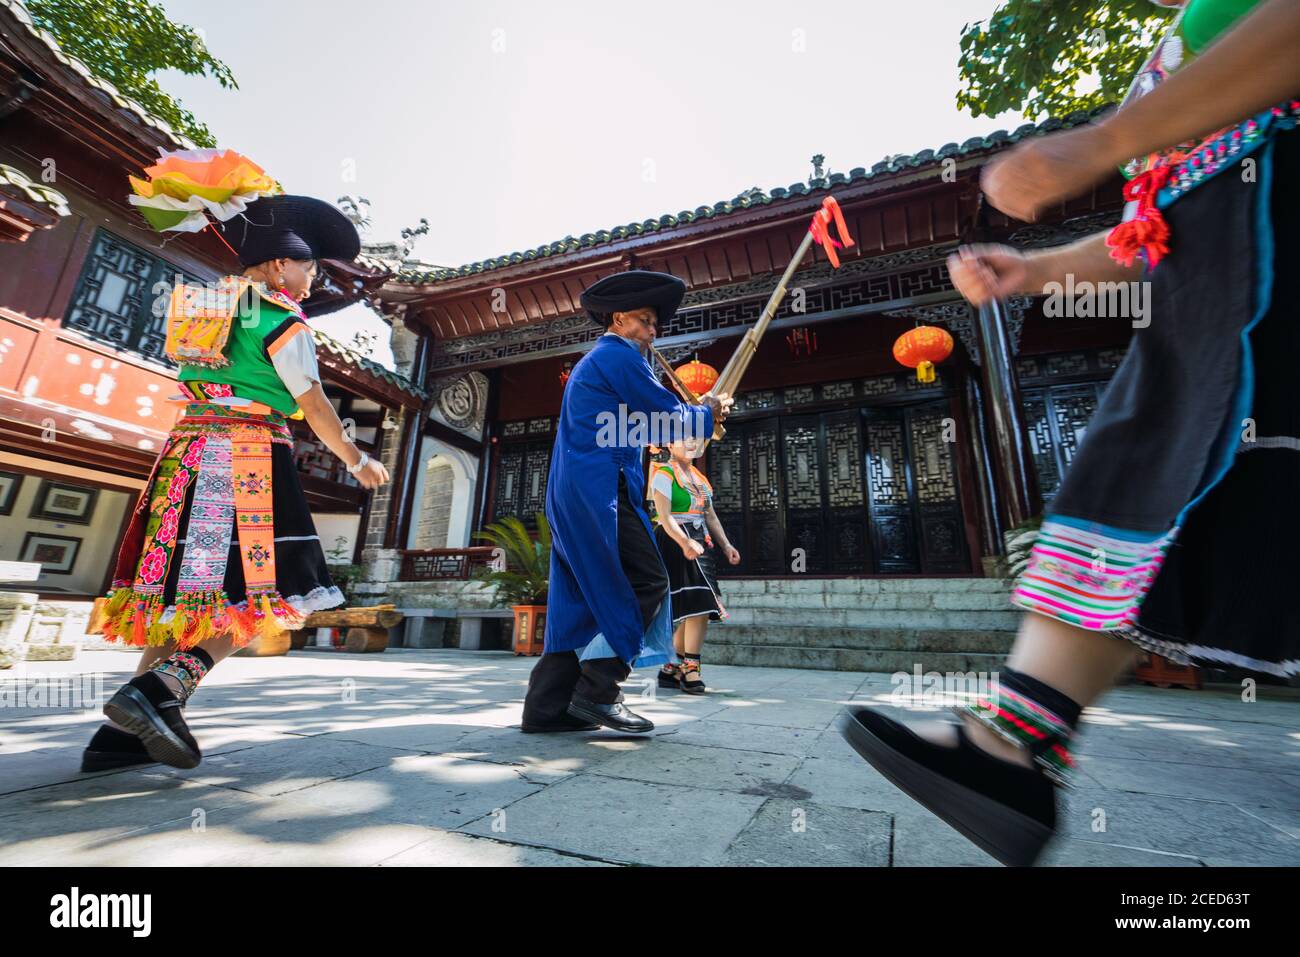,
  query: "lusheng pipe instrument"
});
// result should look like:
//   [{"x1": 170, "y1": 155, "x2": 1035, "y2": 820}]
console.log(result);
[{"x1": 655, "y1": 195, "x2": 854, "y2": 445}]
